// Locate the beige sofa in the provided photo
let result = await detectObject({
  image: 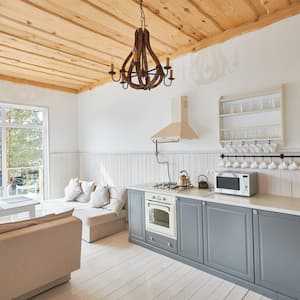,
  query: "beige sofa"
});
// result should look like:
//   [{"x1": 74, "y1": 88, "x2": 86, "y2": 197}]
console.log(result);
[
  {"x1": 0, "y1": 214, "x2": 82, "y2": 300},
  {"x1": 42, "y1": 198, "x2": 127, "y2": 243}
]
